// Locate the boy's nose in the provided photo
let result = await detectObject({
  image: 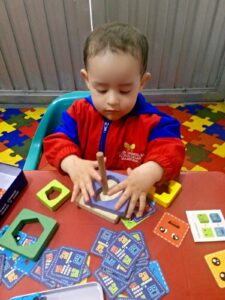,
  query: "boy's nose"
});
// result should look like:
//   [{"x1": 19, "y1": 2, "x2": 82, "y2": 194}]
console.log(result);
[{"x1": 107, "y1": 91, "x2": 119, "y2": 107}]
